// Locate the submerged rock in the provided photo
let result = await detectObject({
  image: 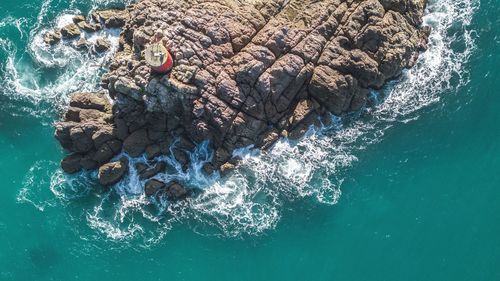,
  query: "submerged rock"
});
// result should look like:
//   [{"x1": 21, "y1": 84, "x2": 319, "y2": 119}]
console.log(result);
[{"x1": 55, "y1": 0, "x2": 430, "y2": 197}]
